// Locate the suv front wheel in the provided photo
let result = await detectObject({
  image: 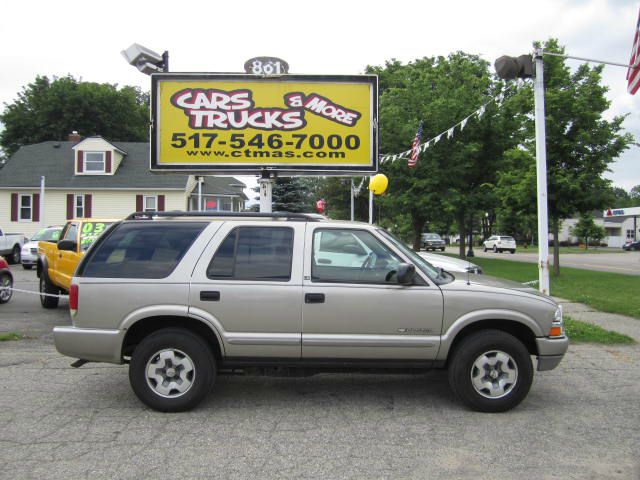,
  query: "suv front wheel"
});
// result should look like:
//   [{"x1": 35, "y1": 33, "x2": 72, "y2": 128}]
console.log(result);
[
  {"x1": 448, "y1": 329, "x2": 533, "y2": 412},
  {"x1": 129, "y1": 328, "x2": 216, "y2": 412}
]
